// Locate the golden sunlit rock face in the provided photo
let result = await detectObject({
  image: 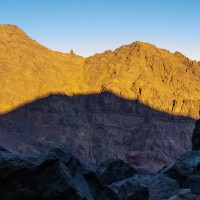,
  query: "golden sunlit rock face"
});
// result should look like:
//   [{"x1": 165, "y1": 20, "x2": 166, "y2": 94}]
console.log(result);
[
  {"x1": 0, "y1": 24, "x2": 200, "y2": 118},
  {"x1": 0, "y1": 24, "x2": 85, "y2": 113}
]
